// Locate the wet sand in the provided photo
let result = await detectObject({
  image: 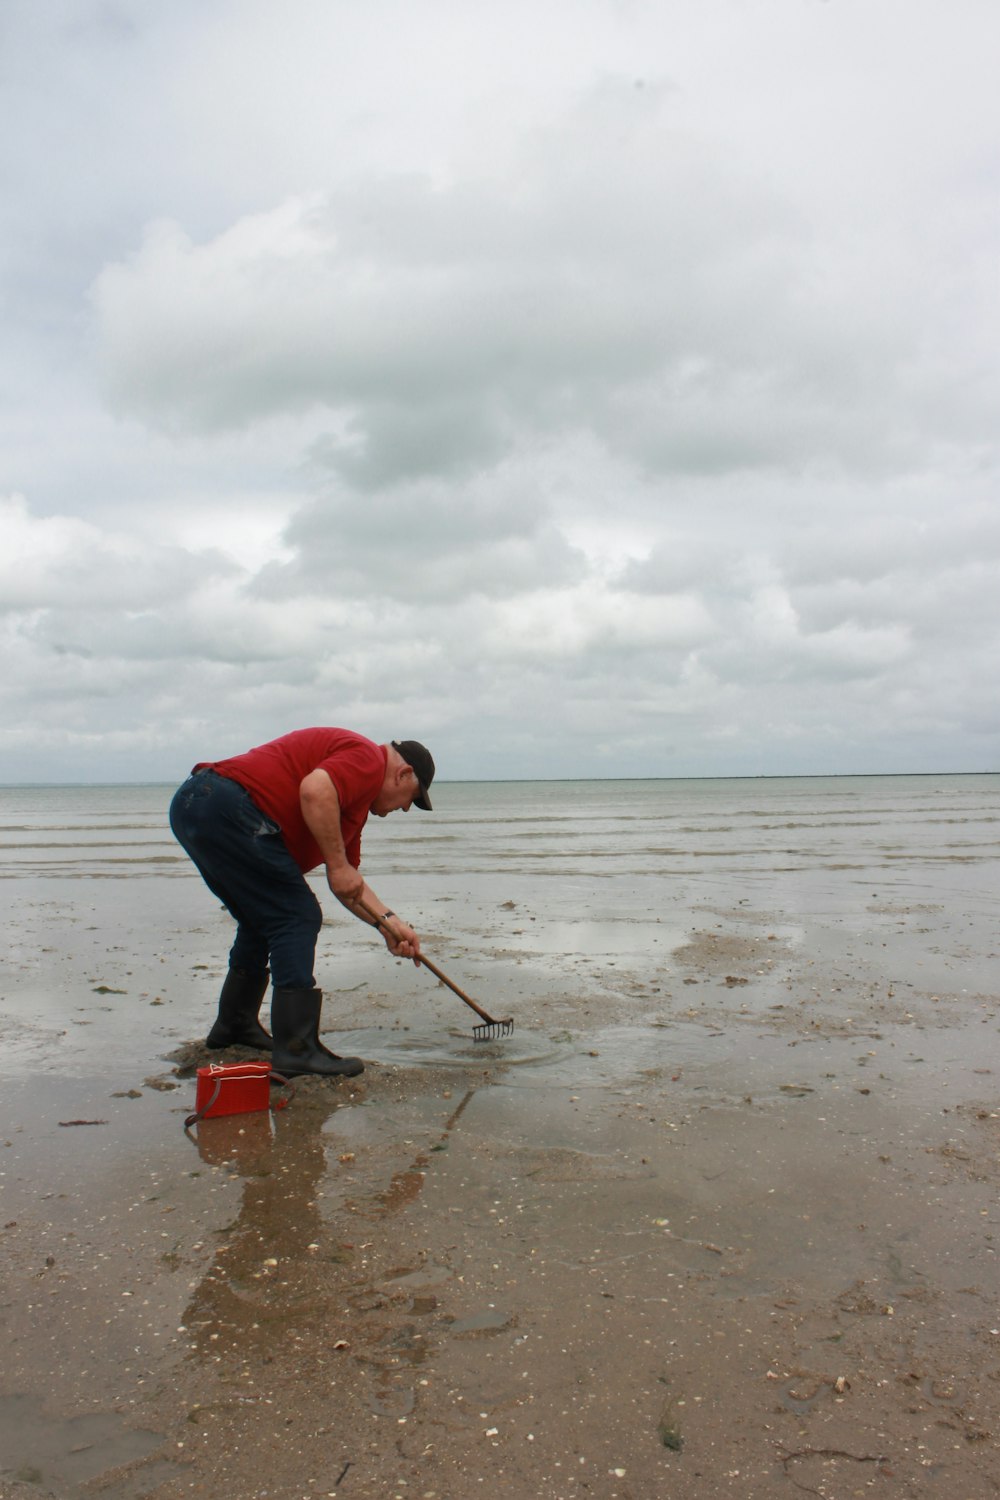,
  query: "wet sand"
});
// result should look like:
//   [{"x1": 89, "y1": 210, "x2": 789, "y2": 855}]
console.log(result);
[{"x1": 2, "y1": 858, "x2": 1000, "y2": 1498}]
